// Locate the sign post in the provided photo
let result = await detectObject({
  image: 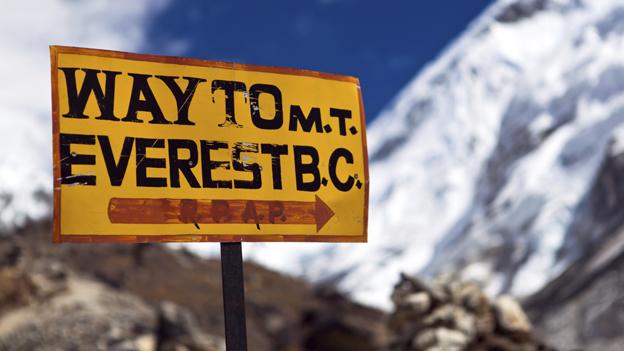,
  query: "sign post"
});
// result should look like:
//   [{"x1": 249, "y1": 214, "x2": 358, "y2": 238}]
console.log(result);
[
  {"x1": 221, "y1": 242, "x2": 247, "y2": 350},
  {"x1": 50, "y1": 46, "x2": 368, "y2": 350}
]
